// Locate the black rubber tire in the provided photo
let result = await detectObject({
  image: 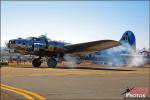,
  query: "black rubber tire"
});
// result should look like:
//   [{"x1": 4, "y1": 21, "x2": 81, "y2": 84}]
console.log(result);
[
  {"x1": 47, "y1": 58, "x2": 57, "y2": 68},
  {"x1": 32, "y1": 58, "x2": 41, "y2": 67}
]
